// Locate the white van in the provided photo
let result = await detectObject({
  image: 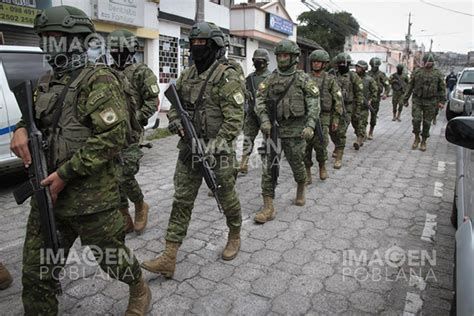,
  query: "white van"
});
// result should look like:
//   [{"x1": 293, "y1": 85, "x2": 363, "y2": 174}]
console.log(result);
[{"x1": 0, "y1": 46, "x2": 51, "y2": 174}]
